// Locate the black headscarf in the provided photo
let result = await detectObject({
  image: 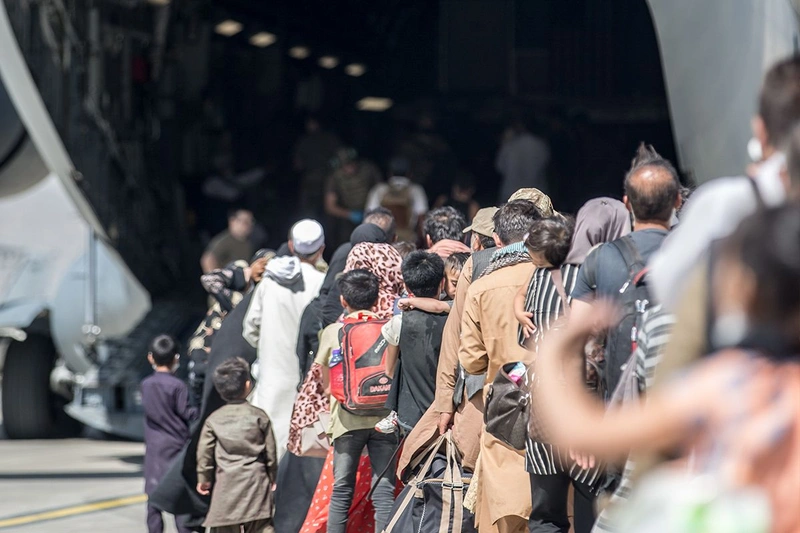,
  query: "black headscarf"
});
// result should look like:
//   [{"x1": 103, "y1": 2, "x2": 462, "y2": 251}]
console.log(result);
[{"x1": 350, "y1": 223, "x2": 387, "y2": 245}]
